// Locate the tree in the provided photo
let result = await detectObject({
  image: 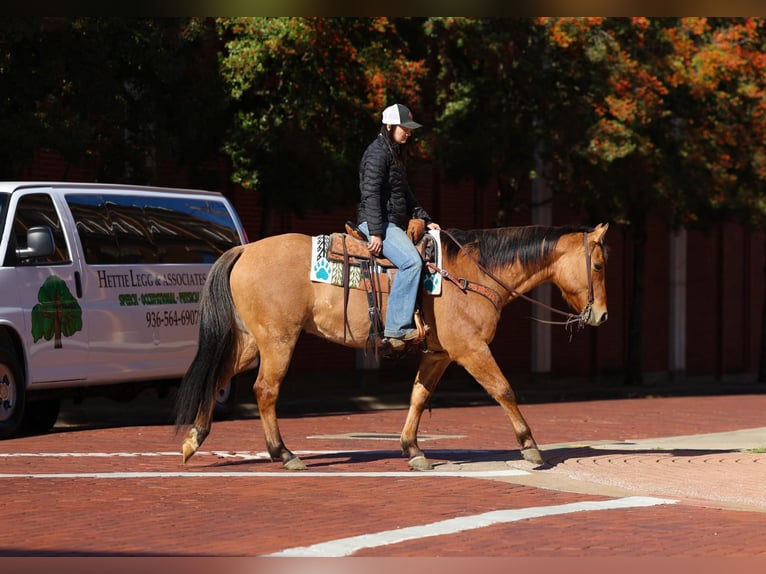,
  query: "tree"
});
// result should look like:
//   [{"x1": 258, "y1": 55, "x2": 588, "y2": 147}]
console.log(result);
[
  {"x1": 423, "y1": 18, "x2": 543, "y2": 223},
  {"x1": 216, "y1": 17, "x2": 427, "y2": 237},
  {"x1": 536, "y1": 17, "x2": 766, "y2": 383},
  {"x1": 424, "y1": 17, "x2": 766, "y2": 384},
  {"x1": 31, "y1": 276, "x2": 83, "y2": 349}
]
